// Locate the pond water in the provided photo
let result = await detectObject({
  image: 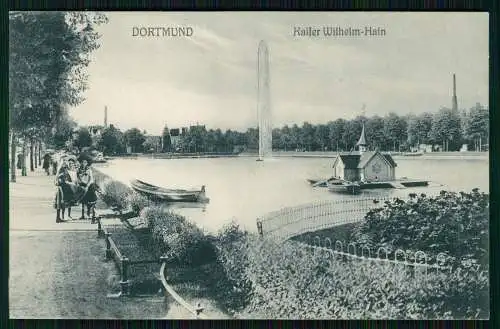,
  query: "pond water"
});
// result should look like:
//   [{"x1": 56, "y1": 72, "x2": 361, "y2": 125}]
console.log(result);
[{"x1": 95, "y1": 155, "x2": 489, "y2": 233}]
